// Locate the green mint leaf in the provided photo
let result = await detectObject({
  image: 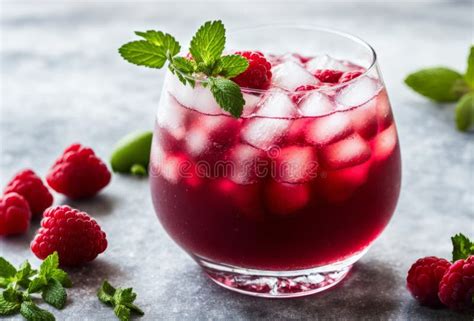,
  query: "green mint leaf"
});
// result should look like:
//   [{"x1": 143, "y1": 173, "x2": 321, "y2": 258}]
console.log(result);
[
  {"x1": 97, "y1": 280, "x2": 116, "y2": 305},
  {"x1": 20, "y1": 301, "x2": 55, "y2": 321},
  {"x1": 16, "y1": 261, "x2": 37, "y2": 289},
  {"x1": 124, "y1": 303, "x2": 144, "y2": 316},
  {"x1": 189, "y1": 20, "x2": 225, "y2": 67},
  {"x1": 41, "y1": 279, "x2": 66, "y2": 310},
  {"x1": 0, "y1": 257, "x2": 17, "y2": 285},
  {"x1": 405, "y1": 67, "x2": 467, "y2": 102},
  {"x1": 0, "y1": 291, "x2": 21, "y2": 315},
  {"x1": 39, "y1": 252, "x2": 59, "y2": 275},
  {"x1": 28, "y1": 276, "x2": 48, "y2": 294},
  {"x1": 209, "y1": 77, "x2": 244, "y2": 118},
  {"x1": 113, "y1": 288, "x2": 136, "y2": 305},
  {"x1": 135, "y1": 31, "x2": 180, "y2": 58},
  {"x1": 114, "y1": 305, "x2": 131, "y2": 321},
  {"x1": 466, "y1": 46, "x2": 474, "y2": 88},
  {"x1": 456, "y1": 92, "x2": 474, "y2": 132},
  {"x1": 217, "y1": 55, "x2": 249, "y2": 78},
  {"x1": 452, "y1": 233, "x2": 474, "y2": 261},
  {"x1": 171, "y1": 56, "x2": 195, "y2": 74},
  {"x1": 49, "y1": 269, "x2": 71, "y2": 288},
  {"x1": 119, "y1": 41, "x2": 167, "y2": 69}
]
